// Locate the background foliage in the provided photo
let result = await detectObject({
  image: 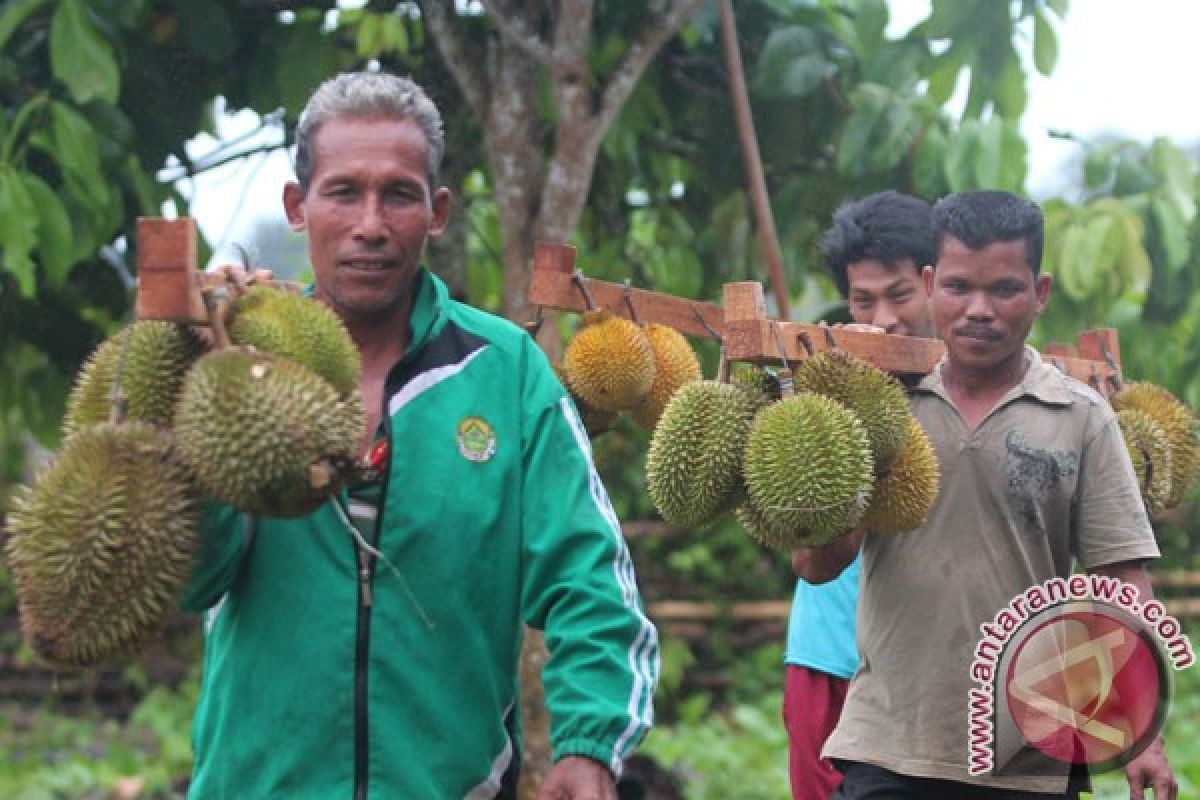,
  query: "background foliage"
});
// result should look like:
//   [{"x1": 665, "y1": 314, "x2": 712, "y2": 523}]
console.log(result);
[{"x1": 0, "y1": 0, "x2": 1197, "y2": 796}]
